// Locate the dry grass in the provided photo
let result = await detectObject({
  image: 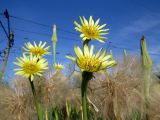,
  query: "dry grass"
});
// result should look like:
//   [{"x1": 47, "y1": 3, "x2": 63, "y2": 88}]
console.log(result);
[
  {"x1": 0, "y1": 79, "x2": 36, "y2": 120},
  {"x1": 0, "y1": 55, "x2": 160, "y2": 120},
  {"x1": 40, "y1": 71, "x2": 80, "y2": 107},
  {"x1": 0, "y1": 70, "x2": 81, "y2": 119},
  {"x1": 88, "y1": 56, "x2": 160, "y2": 120},
  {"x1": 148, "y1": 77, "x2": 160, "y2": 120}
]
